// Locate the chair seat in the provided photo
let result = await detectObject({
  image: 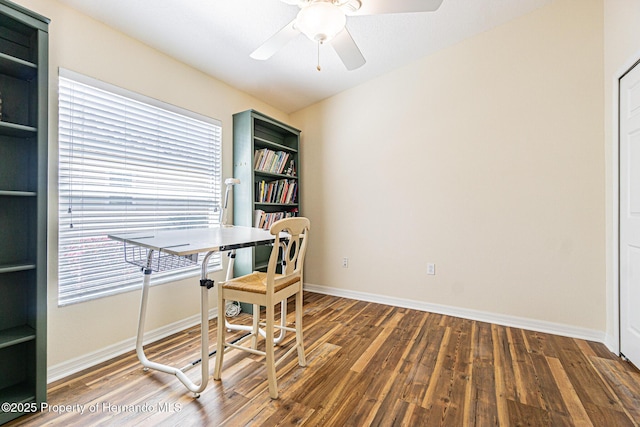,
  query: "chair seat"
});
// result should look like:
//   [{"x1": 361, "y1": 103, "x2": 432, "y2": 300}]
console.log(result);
[{"x1": 222, "y1": 272, "x2": 300, "y2": 294}]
